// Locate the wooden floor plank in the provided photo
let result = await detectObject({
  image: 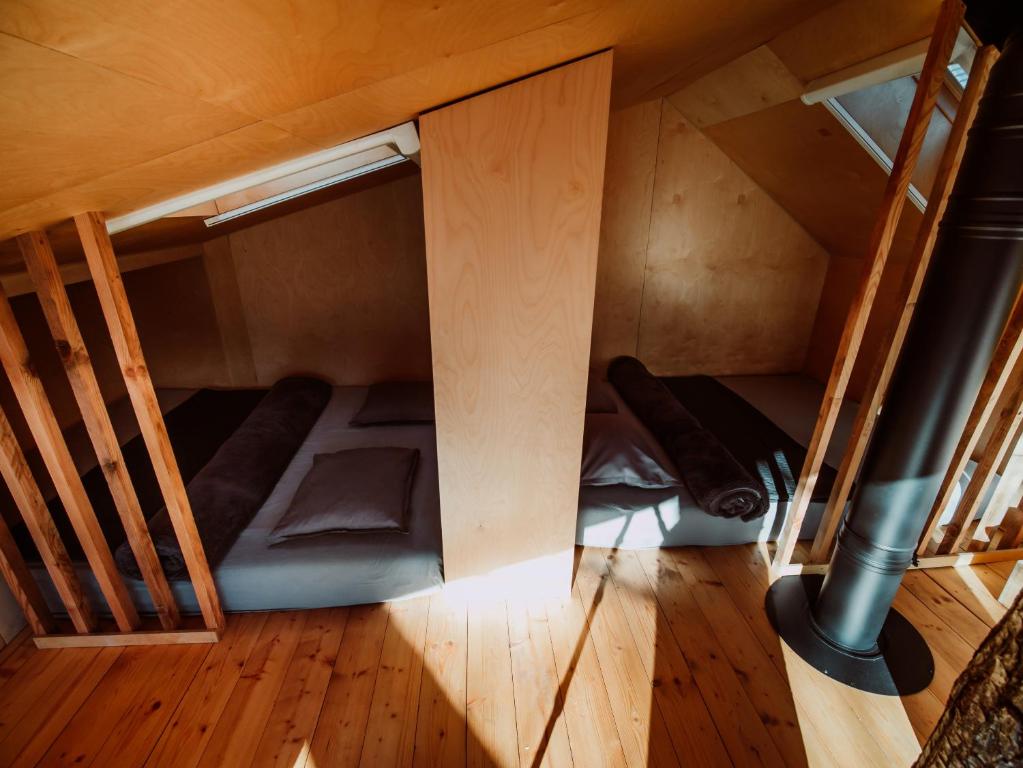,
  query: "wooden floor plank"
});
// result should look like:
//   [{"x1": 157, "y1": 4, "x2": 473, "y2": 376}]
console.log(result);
[
  {"x1": 544, "y1": 590, "x2": 628, "y2": 768},
  {"x1": 902, "y1": 570, "x2": 993, "y2": 647},
  {"x1": 623, "y1": 548, "x2": 784, "y2": 767},
  {"x1": 704, "y1": 546, "x2": 898, "y2": 767},
  {"x1": 572, "y1": 548, "x2": 681, "y2": 768},
  {"x1": 413, "y1": 594, "x2": 468, "y2": 768},
  {"x1": 196, "y1": 611, "x2": 308, "y2": 768},
  {"x1": 669, "y1": 548, "x2": 831, "y2": 767},
  {"x1": 507, "y1": 599, "x2": 574, "y2": 768},
  {"x1": 307, "y1": 603, "x2": 390, "y2": 768},
  {"x1": 465, "y1": 600, "x2": 519, "y2": 768},
  {"x1": 1, "y1": 648, "x2": 120, "y2": 768},
  {"x1": 252, "y1": 607, "x2": 349, "y2": 768},
  {"x1": 359, "y1": 597, "x2": 431, "y2": 768},
  {"x1": 145, "y1": 612, "x2": 269, "y2": 768},
  {"x1": 38, "y1": 642, "x2": 209, "y2": 767},
  {"x1": 924, "y1": 567, "x2": 1007, "y2": 628}
]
